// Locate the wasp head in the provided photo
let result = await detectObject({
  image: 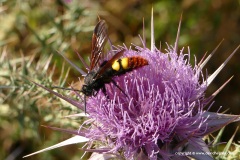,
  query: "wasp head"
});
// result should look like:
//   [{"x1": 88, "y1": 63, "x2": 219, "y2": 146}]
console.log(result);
[
  {"x1": 81, "y1": 84, "x2": 94, "y2": 96},
  {"x1": 80, "y1": 72, "x2": 95, "y2": 96}
]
